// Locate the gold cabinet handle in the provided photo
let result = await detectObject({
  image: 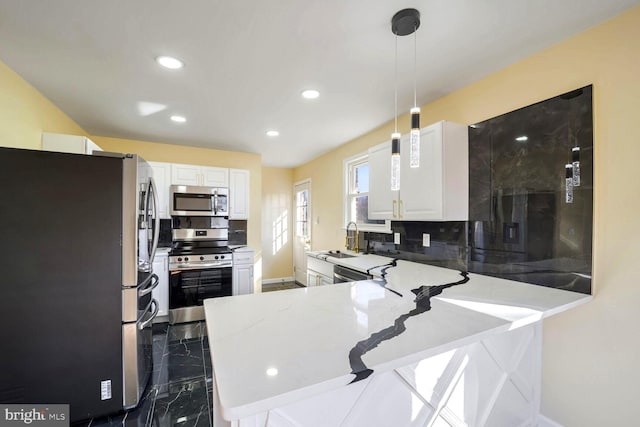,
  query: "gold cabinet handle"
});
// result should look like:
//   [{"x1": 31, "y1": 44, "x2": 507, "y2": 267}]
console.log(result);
[
  {"x1": 399, "y1": 199, "x2": 404, "y2": 219},
  {"x1": 392, "y1": 199, "x2": 397, "y2": 218}
]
